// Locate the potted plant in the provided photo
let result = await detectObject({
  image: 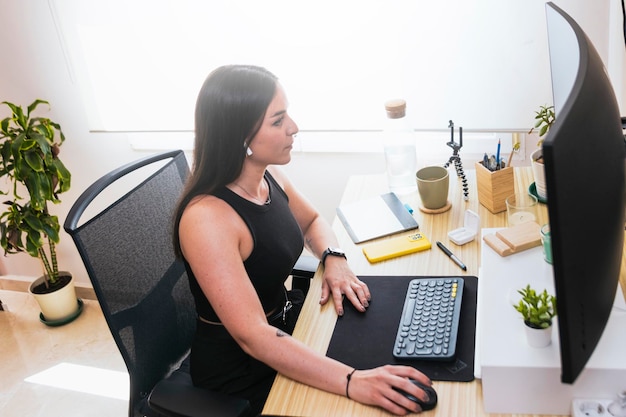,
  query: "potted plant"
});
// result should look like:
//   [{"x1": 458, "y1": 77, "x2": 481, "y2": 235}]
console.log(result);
[
  {"x1": 513, "y1": 284, "x2": 557, "y2": 347},
  {"x1": 528, "y1": 105, "x2": 555, "y2": 202},
  {"x1": 0, "y1": 99, "x2": 80, "y2": 325}
]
